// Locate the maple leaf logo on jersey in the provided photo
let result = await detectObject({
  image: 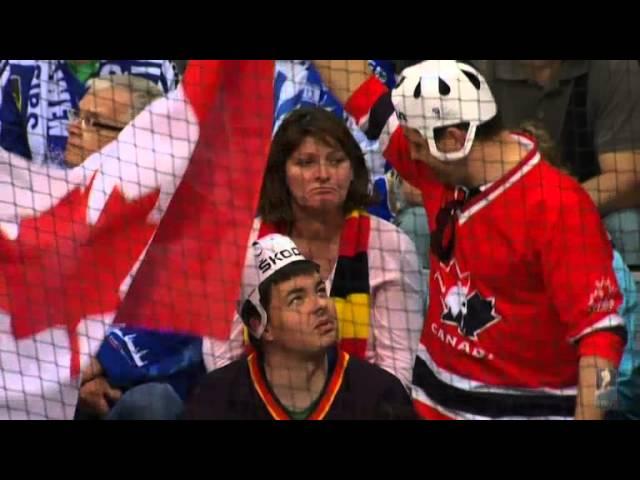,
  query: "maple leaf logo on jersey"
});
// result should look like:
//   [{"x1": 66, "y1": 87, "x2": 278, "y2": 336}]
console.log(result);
[
  {"x1": 434, "y1": 260, "x2": 501, "y2": 340},
  {"x1": 588, "y1": 277, "x2": 618, "y2": 314}
]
